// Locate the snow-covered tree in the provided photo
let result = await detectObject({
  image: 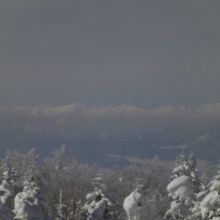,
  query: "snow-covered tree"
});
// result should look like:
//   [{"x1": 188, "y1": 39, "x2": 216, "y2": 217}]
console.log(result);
[
  {"x1": 186, "y1": 153, "x2": 201, "y2": 194},
  {"x1": 55, "y1": 190, "x2": 66, "y2": 220},
  {"x1": 189, "y1": 164, "x2": 220, "y2": 220},
  {"x1": 165, "y1": 153, "x2": 201, "y2": 220},
  {"x1": 0, "y1": 163, "x2": 17, "y2": 220},
  {"x1": 13, "y1": 176, "x2": 49, "y2": 220},
  {"x1": 123, "y1": 181, "x2": 166, "y2": 220},
  {"x1": 81, "y1": 188, "x2": 114, "y2": 220},
  {"x1": 4, "y1": 149, "x2": 38, "y2": 184},
  {"x1": 123, "y1": 185, "x2": 145, "y2": 220},
  {"x1": 42, "y1": 146, "x2": 94, "y2": 219}
]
